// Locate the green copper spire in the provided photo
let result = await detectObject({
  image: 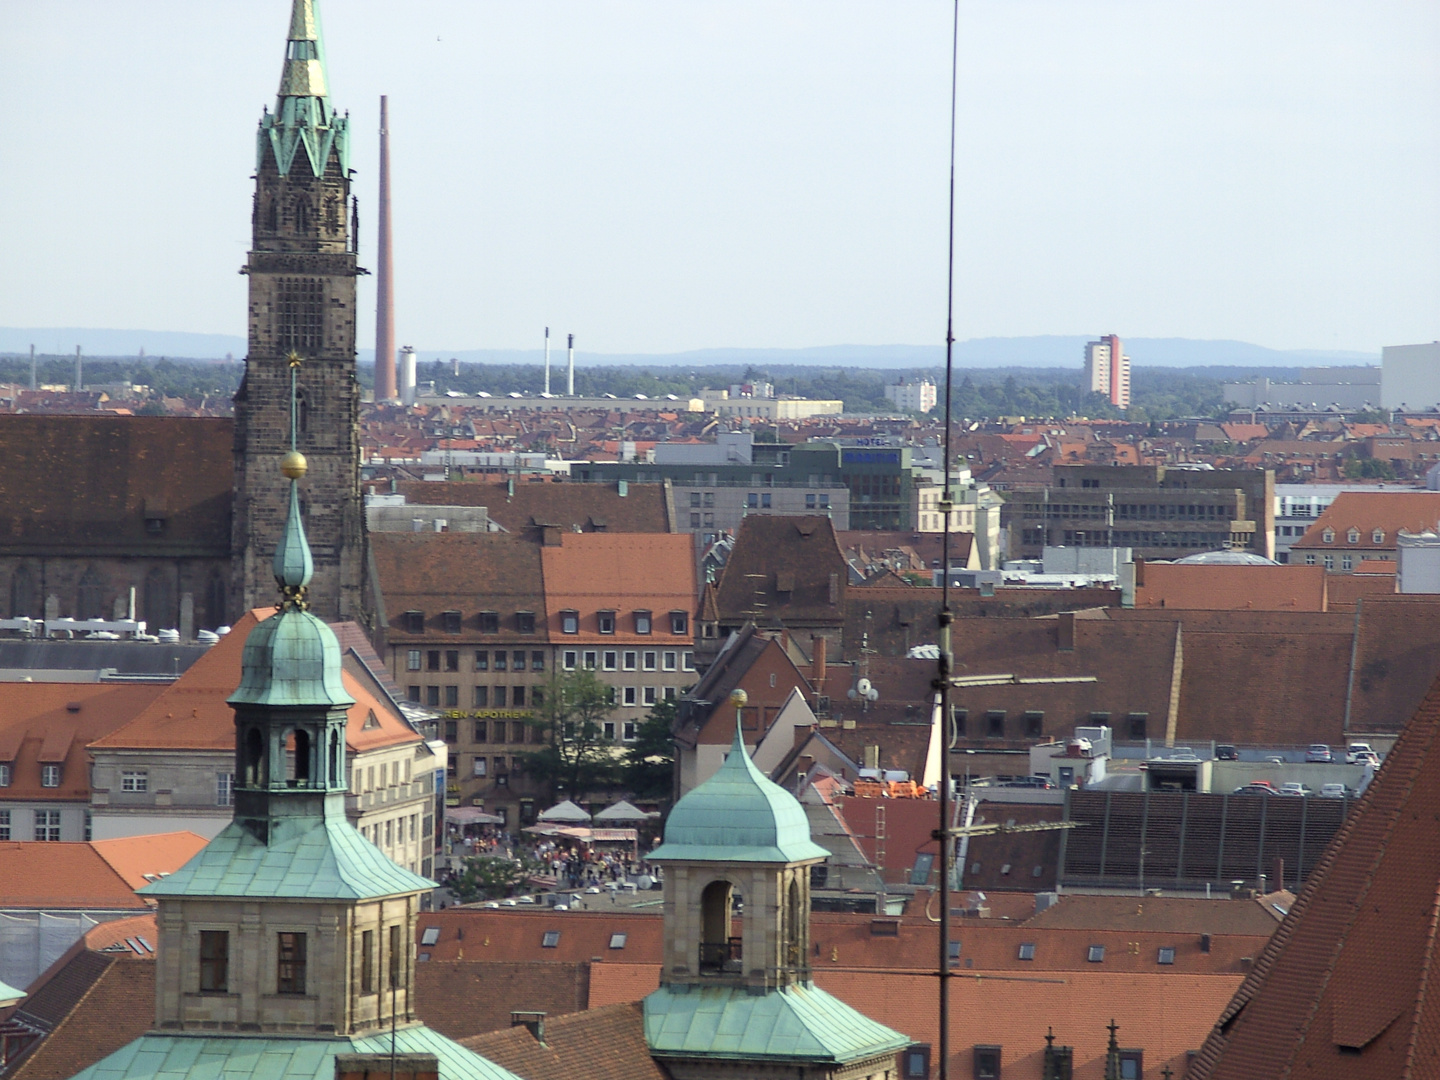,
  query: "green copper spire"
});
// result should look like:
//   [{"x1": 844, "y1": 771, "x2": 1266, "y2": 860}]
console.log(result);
[
  {"x1": 272, "y1": 355, "x2": 314, "y2": 603},
  {"x1": 259, "y1": 0, "x2": 349, "y2": 177}
]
